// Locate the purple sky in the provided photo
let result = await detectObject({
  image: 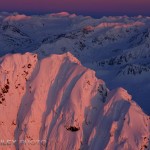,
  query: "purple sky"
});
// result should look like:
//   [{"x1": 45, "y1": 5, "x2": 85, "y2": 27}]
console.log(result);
[{"x1": 0, "y1": 0, "x2": 150, "y2": 16}]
